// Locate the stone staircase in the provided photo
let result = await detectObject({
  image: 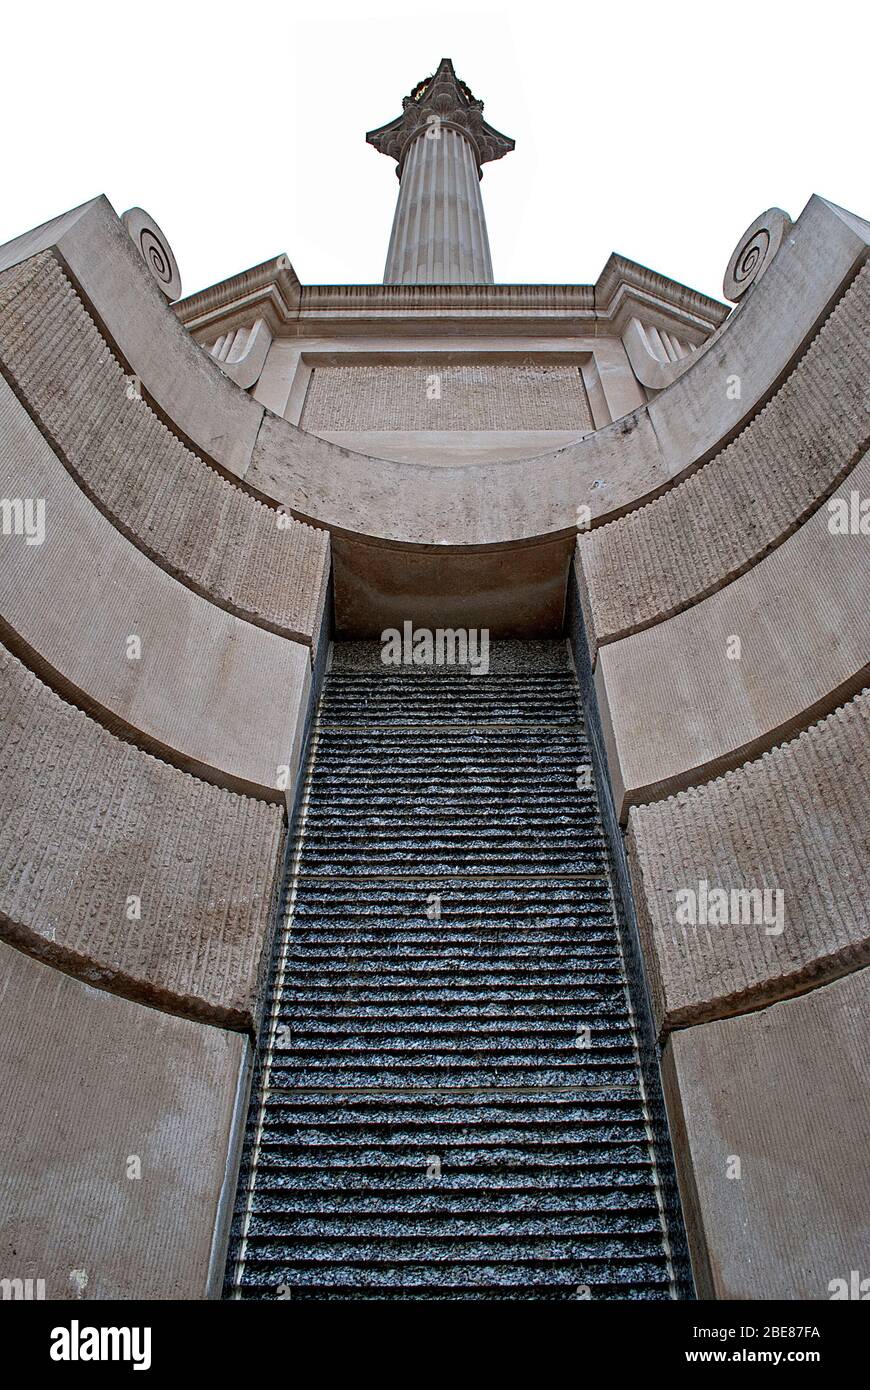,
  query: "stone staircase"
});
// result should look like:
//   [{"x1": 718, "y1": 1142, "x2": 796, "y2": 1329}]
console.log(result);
[{"x1": 227, "y1": 643, "x2": 680, "y2": 1299}]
